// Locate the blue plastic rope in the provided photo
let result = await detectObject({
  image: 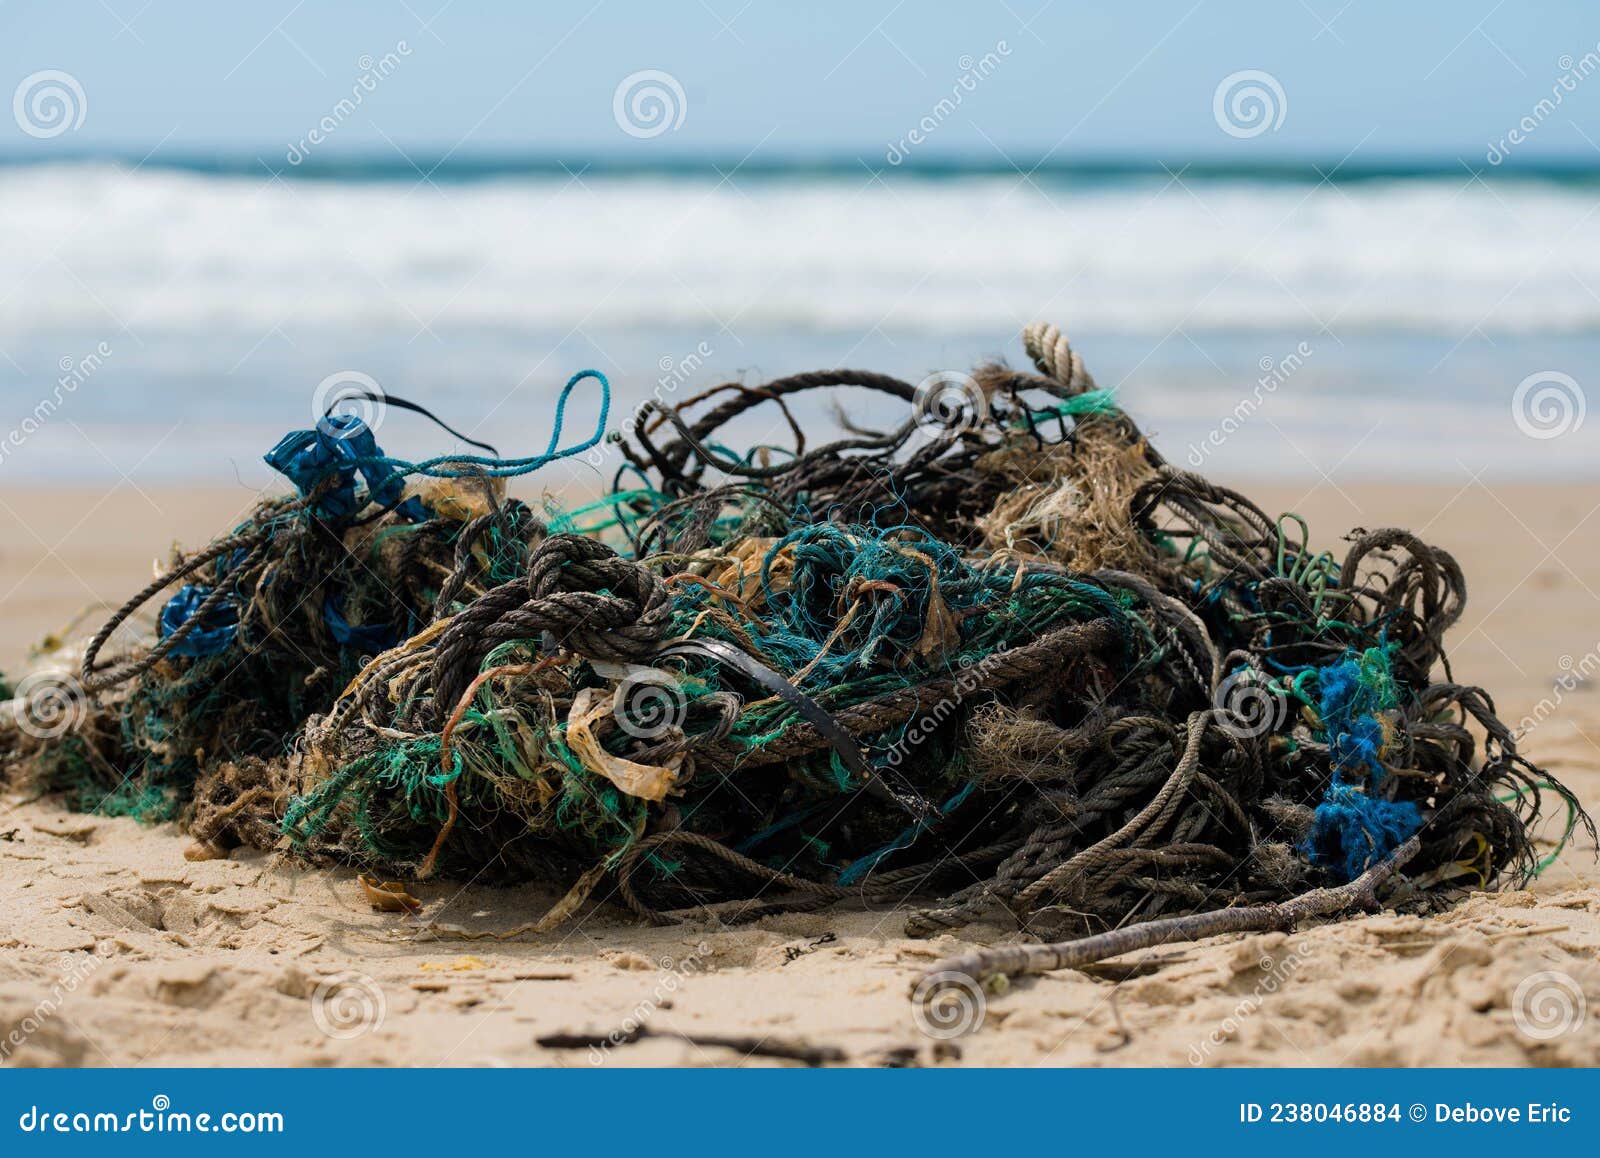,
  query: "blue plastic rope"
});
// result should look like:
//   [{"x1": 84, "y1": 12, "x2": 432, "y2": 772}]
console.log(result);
[
  {"x1": 1301, "y1": 649, "x2": 1421, "y2": 879},
  {"x1": 357, "y1": 369, "x2": 611, "y2": 480}
]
